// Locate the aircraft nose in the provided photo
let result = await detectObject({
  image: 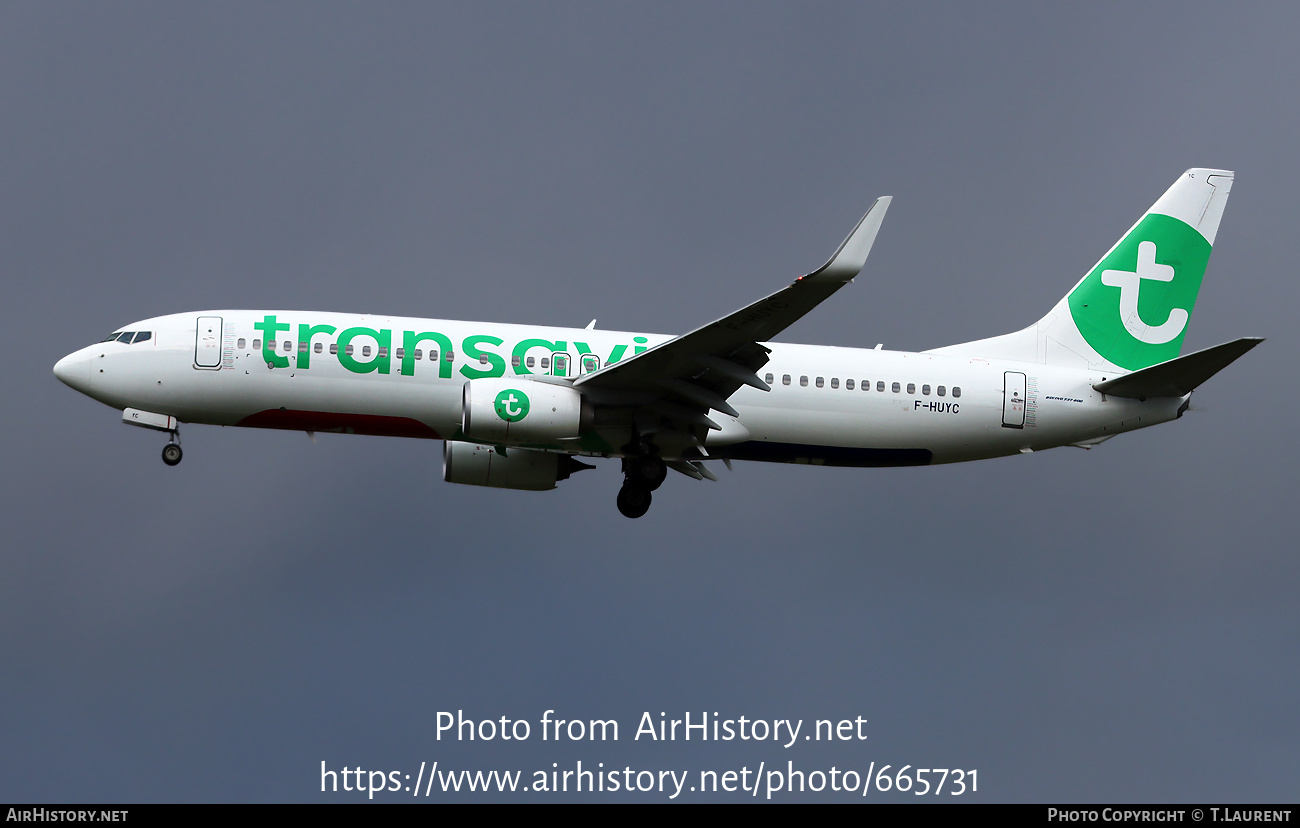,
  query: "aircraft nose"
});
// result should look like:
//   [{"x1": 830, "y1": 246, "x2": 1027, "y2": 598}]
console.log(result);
[{"x1": 53, "y1": 350, "x2": 91, "y2": 393}]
